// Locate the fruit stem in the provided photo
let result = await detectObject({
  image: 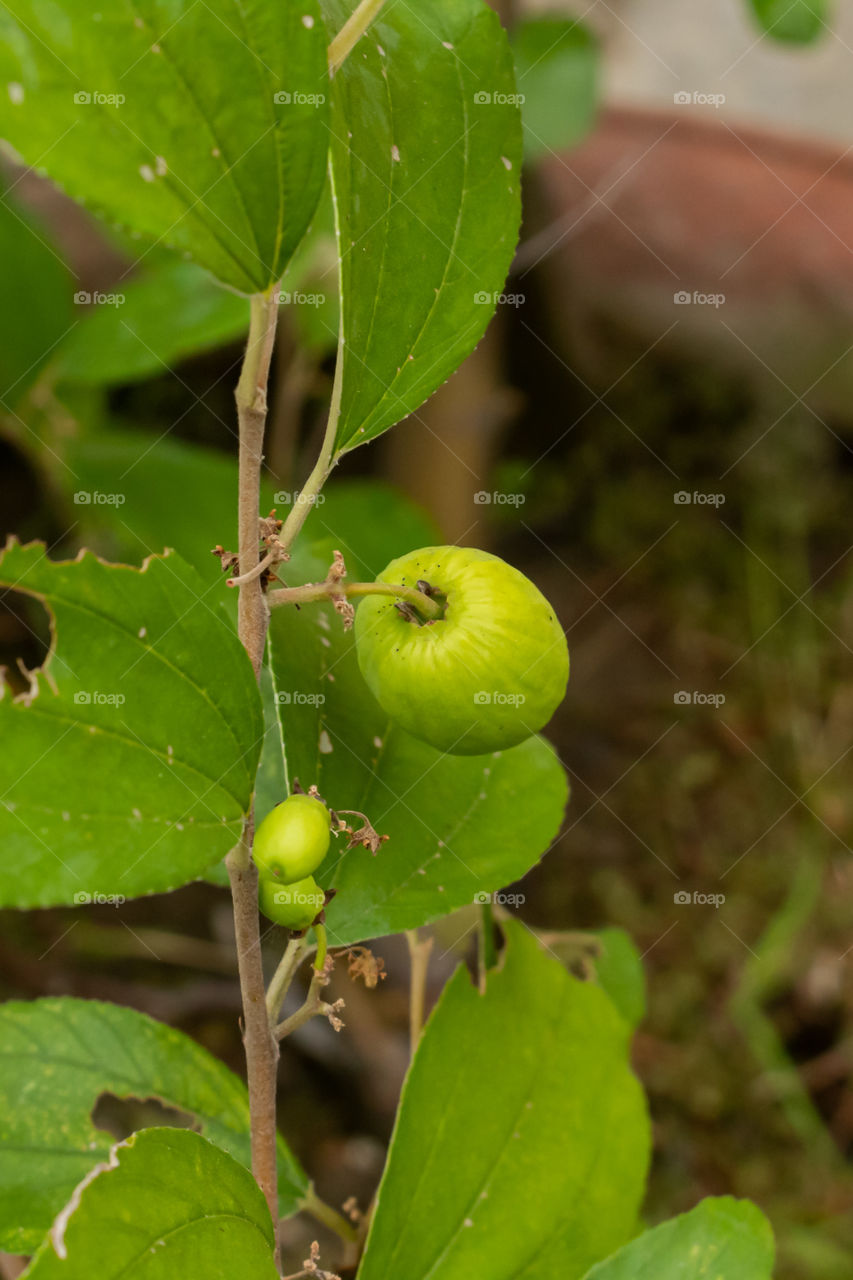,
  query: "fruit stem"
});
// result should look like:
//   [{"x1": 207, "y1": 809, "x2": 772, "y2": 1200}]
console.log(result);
[
  {"x1": 313, "y1": 923, "x2": 329, "y2": 972},
  {"x1": 274, "y1": 968, "x2": 342, "y2": 1040},
  {"x1": 268, "y1": 578, "x2": 442, "y2": 620},
  {"x1": 266, "y1": 935, "x2": 310, "y2": 1024}
]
